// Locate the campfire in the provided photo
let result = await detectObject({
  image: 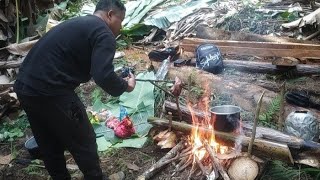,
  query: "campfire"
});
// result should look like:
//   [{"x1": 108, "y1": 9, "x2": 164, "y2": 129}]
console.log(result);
[
  {"x1": 167, "y1": 99, "x2": 244, "y2": 179},
  {"x1": 139, "y1": 87, "x2": 252, "y2": 180}
]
